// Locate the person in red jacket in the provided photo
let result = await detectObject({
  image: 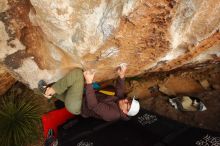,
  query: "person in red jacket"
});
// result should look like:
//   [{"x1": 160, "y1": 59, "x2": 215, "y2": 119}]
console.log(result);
[{"x1": 41, "y1": 65, "x2": 140, "y2": 121}]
